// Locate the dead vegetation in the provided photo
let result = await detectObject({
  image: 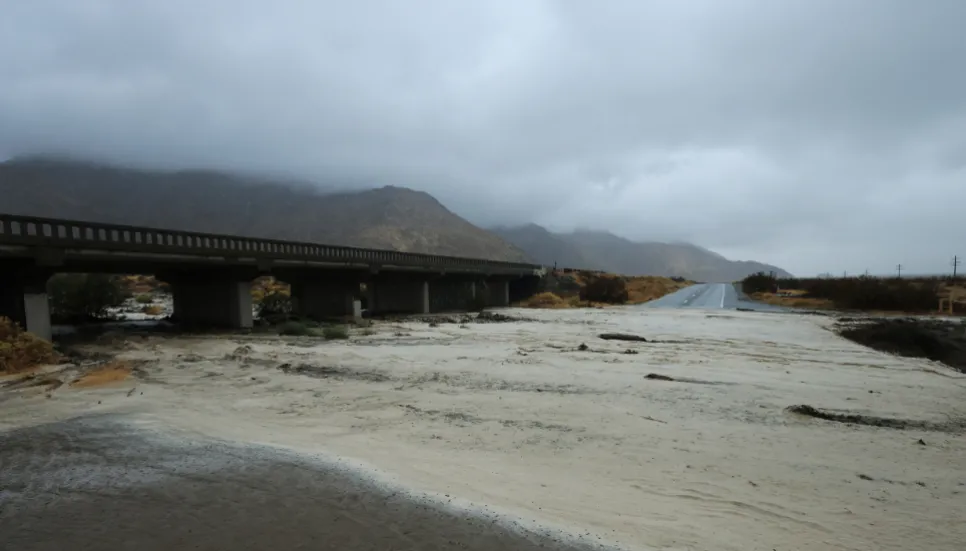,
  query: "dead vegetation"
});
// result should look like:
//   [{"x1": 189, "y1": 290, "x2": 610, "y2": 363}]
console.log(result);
[
  {"x1": 743, "y1": 272, "x2": 966, "y2": 313},
  {"x1": 599, "y1": 333, "x2": 648, "y2": 342},
  {"x1": 141, "y1": 304, "x2": 165, "y2": 316},
  {"x1": 750, "y1": 290, "x2": 835, "y2": 309},
  {"x1": 786, "y1": 404, "x2": 965, "y2": 433},
  {"x1": 0, "y1": 317, "x2": 61, "y2": 374}
]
